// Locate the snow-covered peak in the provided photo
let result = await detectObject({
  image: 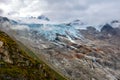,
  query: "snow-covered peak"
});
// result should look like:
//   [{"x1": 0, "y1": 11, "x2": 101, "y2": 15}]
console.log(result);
[
  {"x1": 9, "y1": 16, "x2": 50, "y2": 24},
  {"x1": 0, "y1": 16, "x2": 10, "y2": 23},
  {"x1": 110, "y1": 20, "x2": 120, "y2": 28},
  {"x1": 95, "y1": 20, "x2": 120, "y2": 32},
  {"x1": 96, "y1": 20, "x2": 120, "y2": 32}
]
